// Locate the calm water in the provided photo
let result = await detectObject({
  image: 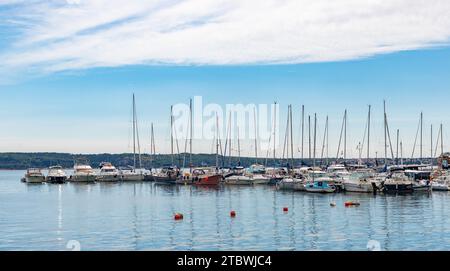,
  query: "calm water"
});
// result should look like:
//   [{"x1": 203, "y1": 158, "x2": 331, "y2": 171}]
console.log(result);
[{"x1": 1, "y1": 170, "x2": 450, "y2": 251}]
